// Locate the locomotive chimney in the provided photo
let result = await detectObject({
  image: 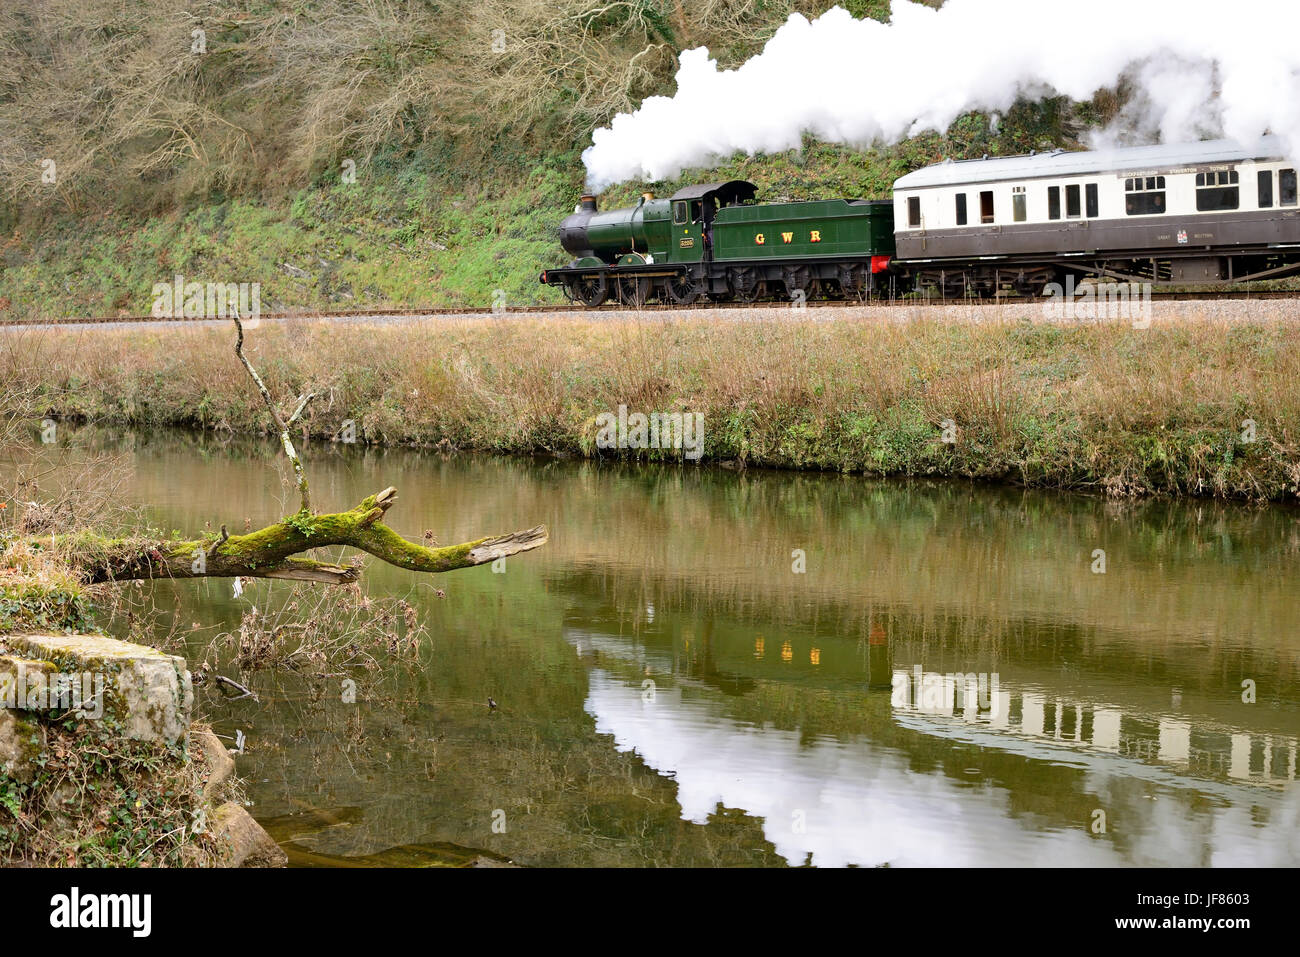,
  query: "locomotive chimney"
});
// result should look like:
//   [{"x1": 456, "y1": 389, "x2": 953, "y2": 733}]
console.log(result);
[{"x1": 580, "y1": 194, "x2": 597, "y2": 213}]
